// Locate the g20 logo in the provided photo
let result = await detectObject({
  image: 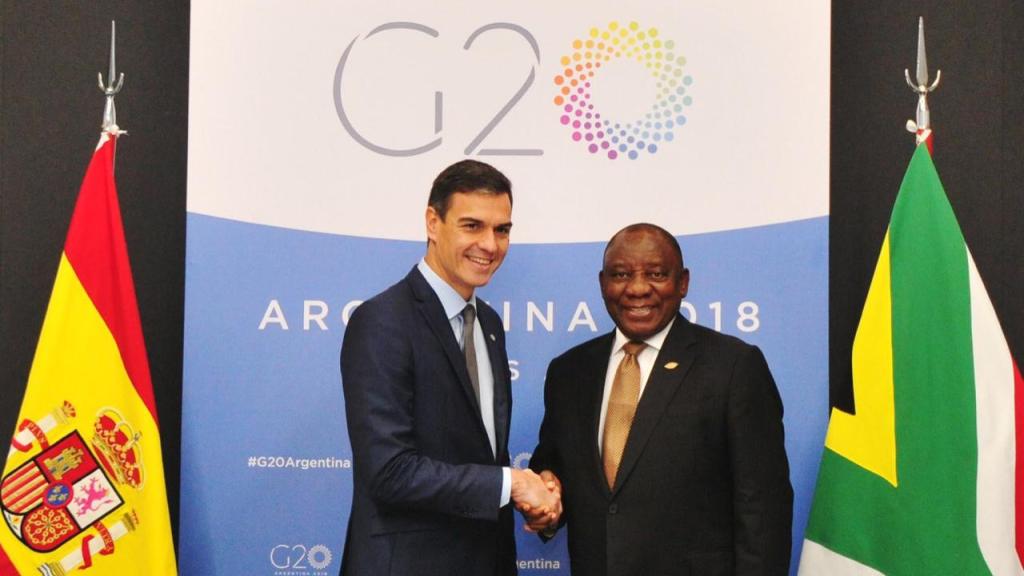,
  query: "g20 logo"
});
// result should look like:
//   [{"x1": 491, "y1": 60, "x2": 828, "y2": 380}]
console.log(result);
[
  {"x1": 554, "y1": 21, "x2": 693, "y2": 160},
  {"x1": 334, "y1": 22, "x2": 541, "y2": 157},
  {"x1": 512, "y1": 452, "x2": 532, "y2": 470},
  {"x1": 334, "y1": 20, "x2": 692, "y2": 160},
  {"x1": 270, "y1": 543, "x2": 333, "y2": 571}
]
